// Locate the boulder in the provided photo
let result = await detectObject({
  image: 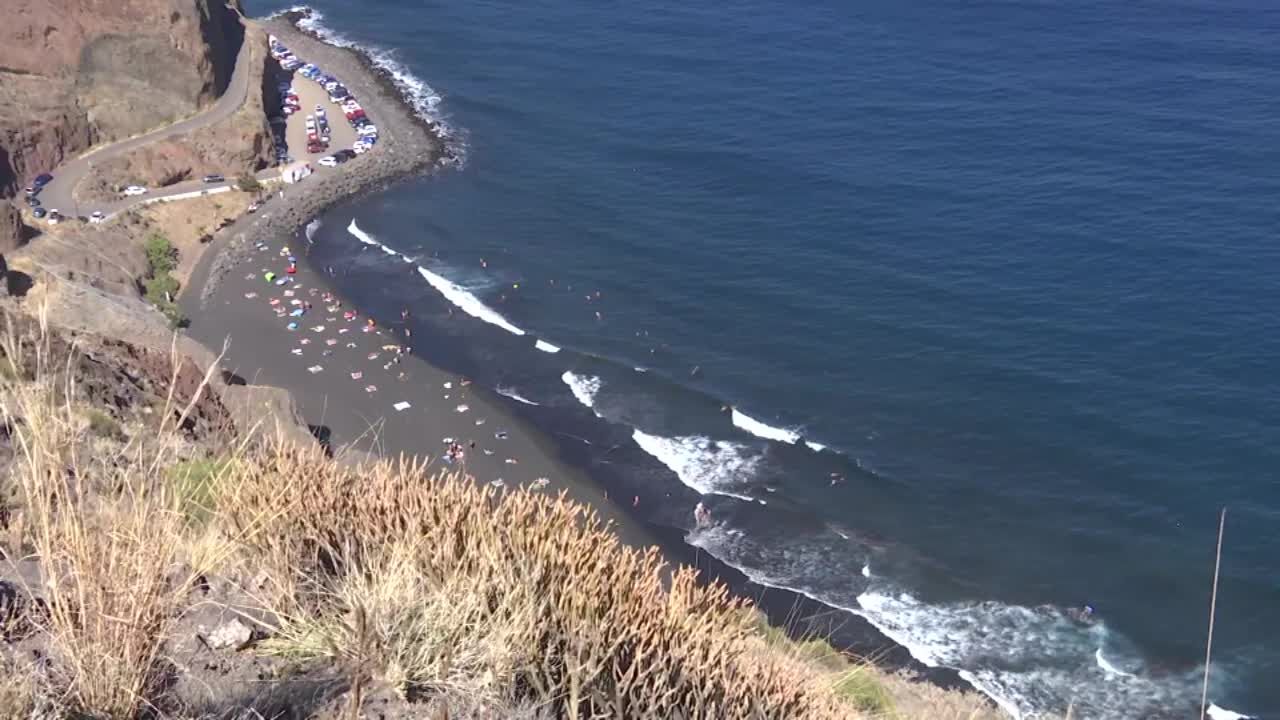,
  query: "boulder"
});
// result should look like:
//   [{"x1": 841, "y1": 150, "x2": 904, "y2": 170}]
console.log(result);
[{"x1": 205, "y1": 617, "x2": 254, "y2": 651}]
